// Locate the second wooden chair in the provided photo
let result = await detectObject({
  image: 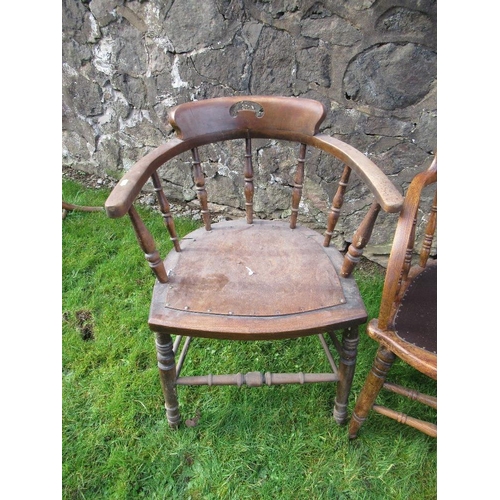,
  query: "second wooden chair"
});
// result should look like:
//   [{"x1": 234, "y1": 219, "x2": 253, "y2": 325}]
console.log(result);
[{"x1": 349, "y1": 157, "x2": 437, "y2": 438}]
